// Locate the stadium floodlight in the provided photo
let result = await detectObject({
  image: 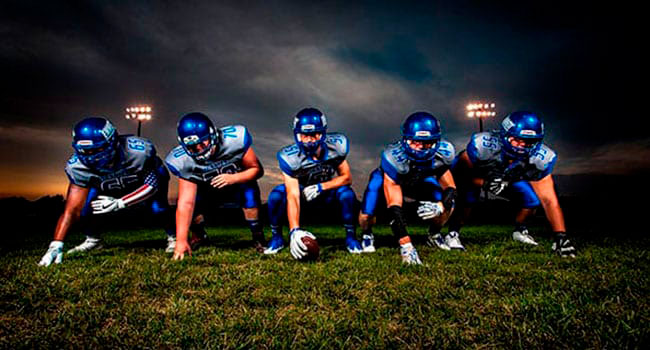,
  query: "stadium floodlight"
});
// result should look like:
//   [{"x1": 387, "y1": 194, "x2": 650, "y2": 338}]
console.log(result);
[
  {"x1": 466, "y1": 101, "x2": 496, "y2": 132},
  {"x1": 125, "y1": 105, "x2": 153, "y2": 136}
]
